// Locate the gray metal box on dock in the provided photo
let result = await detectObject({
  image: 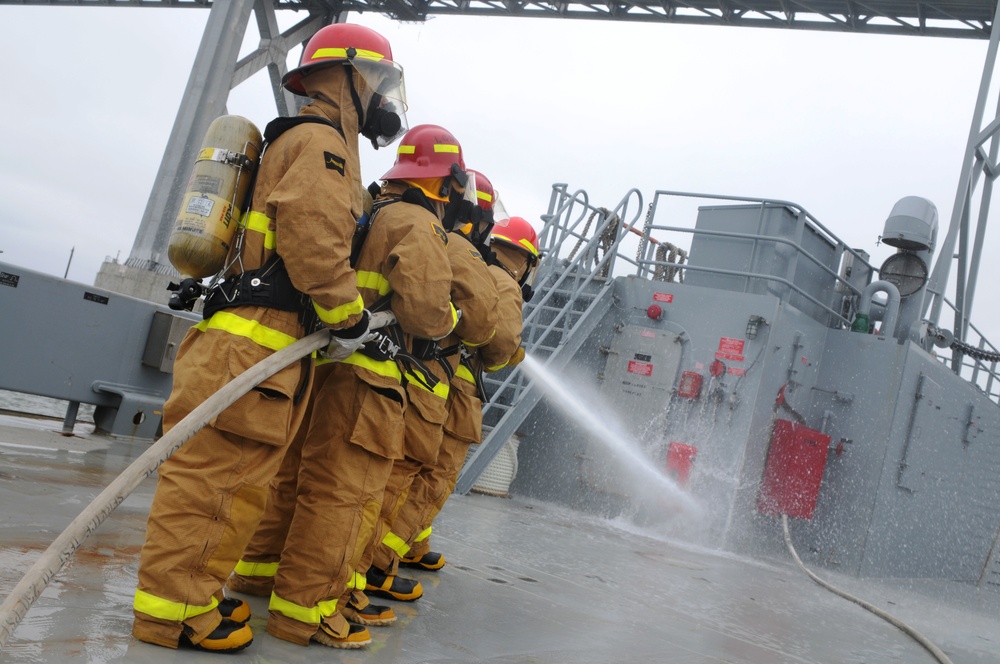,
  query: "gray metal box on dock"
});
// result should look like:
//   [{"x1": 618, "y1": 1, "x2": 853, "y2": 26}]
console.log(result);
[
  {"x1": 685, "y1": 204, "x2": 840, "y2": 322},
  {"x1": 143, "y1": 311, "x2": 196, "y2": 373},
  {"x1": 0, "y1": 262, "x2": 196, "y2": 439}
]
